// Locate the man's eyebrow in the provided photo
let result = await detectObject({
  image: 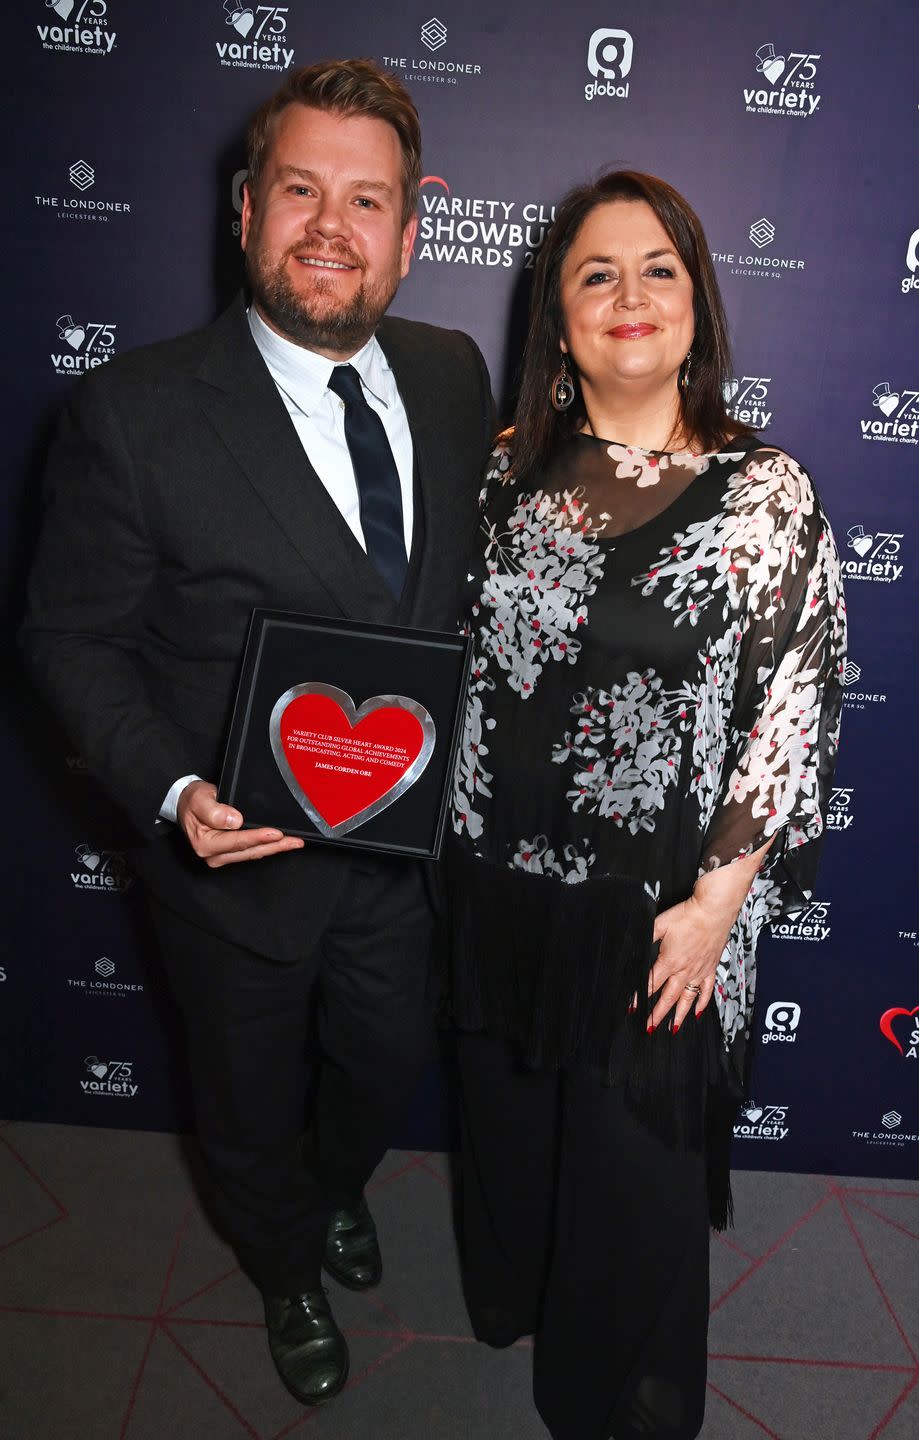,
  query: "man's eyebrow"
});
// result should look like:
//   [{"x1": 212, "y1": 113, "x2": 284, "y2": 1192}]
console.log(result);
[{"x1": 275, "y1": 165, "x2": 394, "y2": 197}]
